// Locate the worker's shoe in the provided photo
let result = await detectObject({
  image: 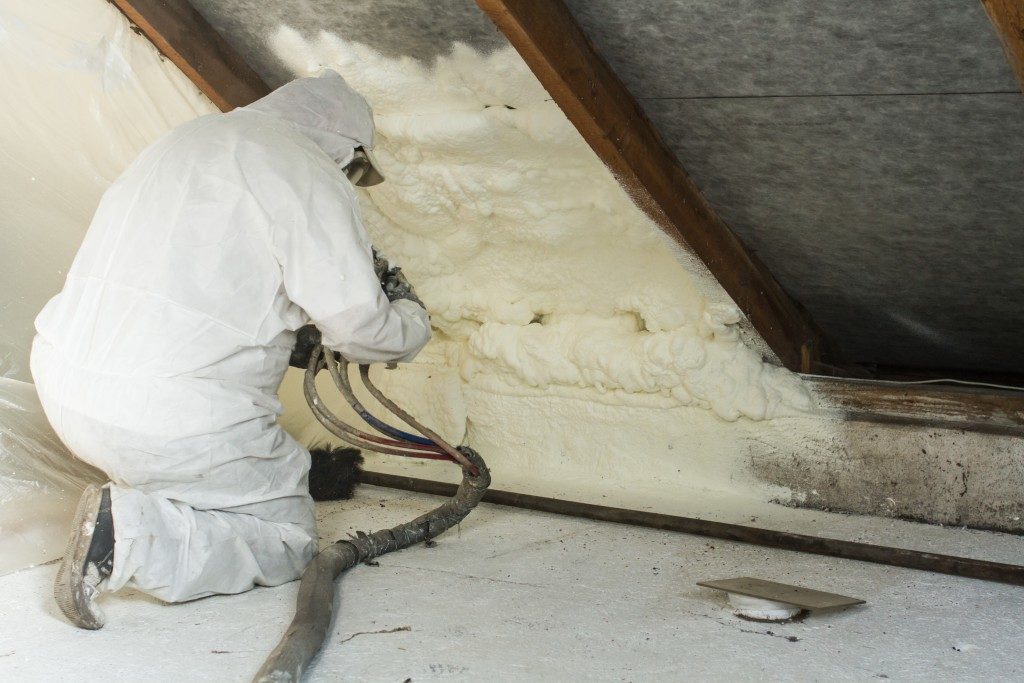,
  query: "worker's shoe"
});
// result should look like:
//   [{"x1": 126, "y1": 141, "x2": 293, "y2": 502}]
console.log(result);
[{"x1": 54, "y1": 484, "x2": 115, "y2": 630}]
